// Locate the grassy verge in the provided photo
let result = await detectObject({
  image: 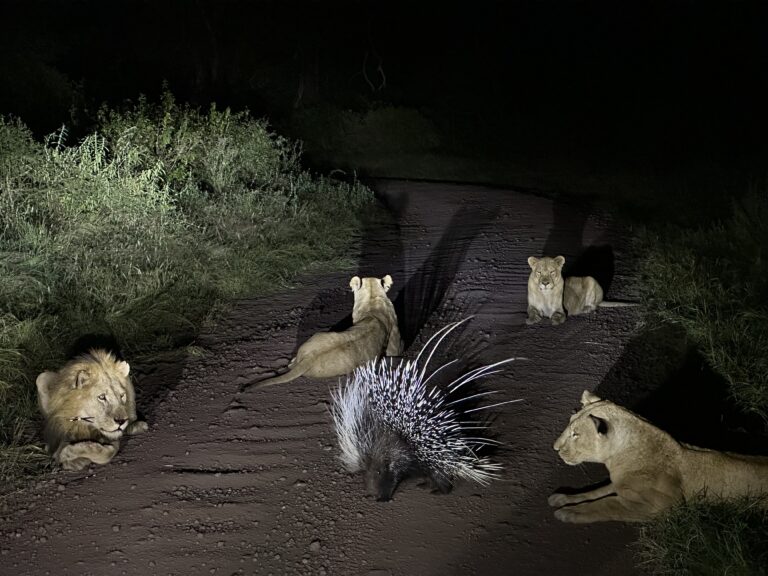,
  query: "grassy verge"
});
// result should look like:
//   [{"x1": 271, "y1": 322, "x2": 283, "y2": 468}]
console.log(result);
[
  {"x1": 637, "y1": 191, "x2": 768, "y2": 574},
  {"x1": 638, "y1": 497, "x2": 768, "y2": 576},
  {"x1": 639, "y1": 191, "x2": 768, "y2": 419},
  {"x1": 0, "y1": 92, "x2": 372, "y2": 486}
]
